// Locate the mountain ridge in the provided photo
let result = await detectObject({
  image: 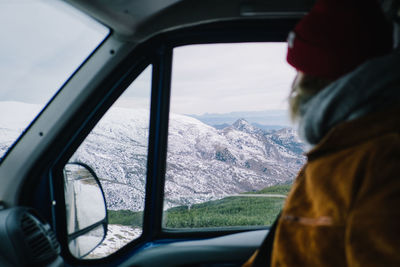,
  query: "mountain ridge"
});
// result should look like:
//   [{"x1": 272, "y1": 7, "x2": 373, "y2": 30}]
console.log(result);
[
  {"x1": 0, "y1": 102, "x2": 305, "y2": 212},
  {"x1": 188, "y1": 109, "x2": 291, "y2": 127}
]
